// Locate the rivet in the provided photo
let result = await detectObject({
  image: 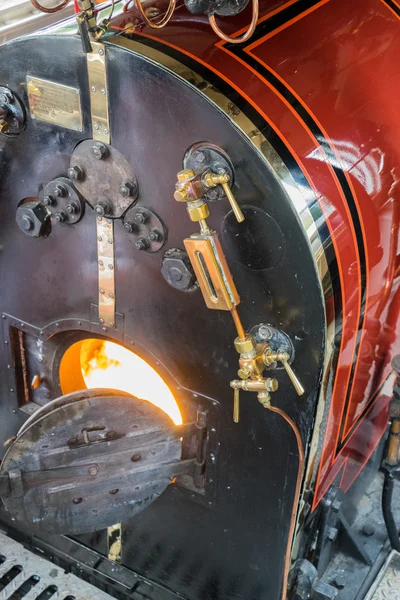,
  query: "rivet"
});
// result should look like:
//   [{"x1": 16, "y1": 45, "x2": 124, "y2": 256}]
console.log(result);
[
  {"x1": 97, "y1": 236, "x2": 102, "y2": 241},
  {"x1": 88, "y1": 466, "x2": 98, "y2": 476},
  {"x1": 108, "y1": 264, "x2": 113, "y2": 270},
  {"x1": 98, "y1": 48, "x2": 104, "y2": 56},
  {"x1": 91, "y1": 86, "x2": 96, "y2": 92},
  {"x1": 108, "y1": 239, "x2": 113, "y2": 244},
  {"x1": 99, "y1": 289, "x2": 105, "y2": 294},
  {"x1": 106, "y1": 218, "x2": 112, "y2": 224},
  {"x1": 101, "y1": 89, "x2": 106, "y2": 95},
  {"x1": 131, "y1": 454, "x2": 141, "y2": 462},
  {"x1": 73, "y1": 497, "x2": 83, "y2": 504},
  {"x1": 109, "y1": 322, "x2": 114, "y2": 327},
  {"x1": 4, "y1": 341, "x2": 8, "y2": 345},
  {"x1": 78, "y1": 321, "x2": 82, "y2": 326},
  {"x1": 40, "y1": 331, "x2": 44, "y2": 336},
  {"x1": 94, "y1": 124, "x2": 99, "y2": 130},
  {"x1": 102, "y1": 326, "x2": 107, "y2": 332},
  {"x1": 56, "y1": 322, "x2": 60, "y2": 328},
  {"x1": 109, "y1": 293, "x2": 114, "y2": 298},
  {"x1": 97, "y1": 216, "x2": 102, "y2": 222},
  {"x1": 1, "y1": 315, "x2": 5, "y2": 319},
  {"x1": 10, "y1": 388, "x2": 14, "y2": 393},
  {"x1": 99, "y1": 260, "x2": 103, "y2": 266},
  {"x1": 104, "y1": 128, "x2": 109, "y2": 134},
  {"x1": 99, "y1": 318, "x2": 104, "y2": 324}
]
